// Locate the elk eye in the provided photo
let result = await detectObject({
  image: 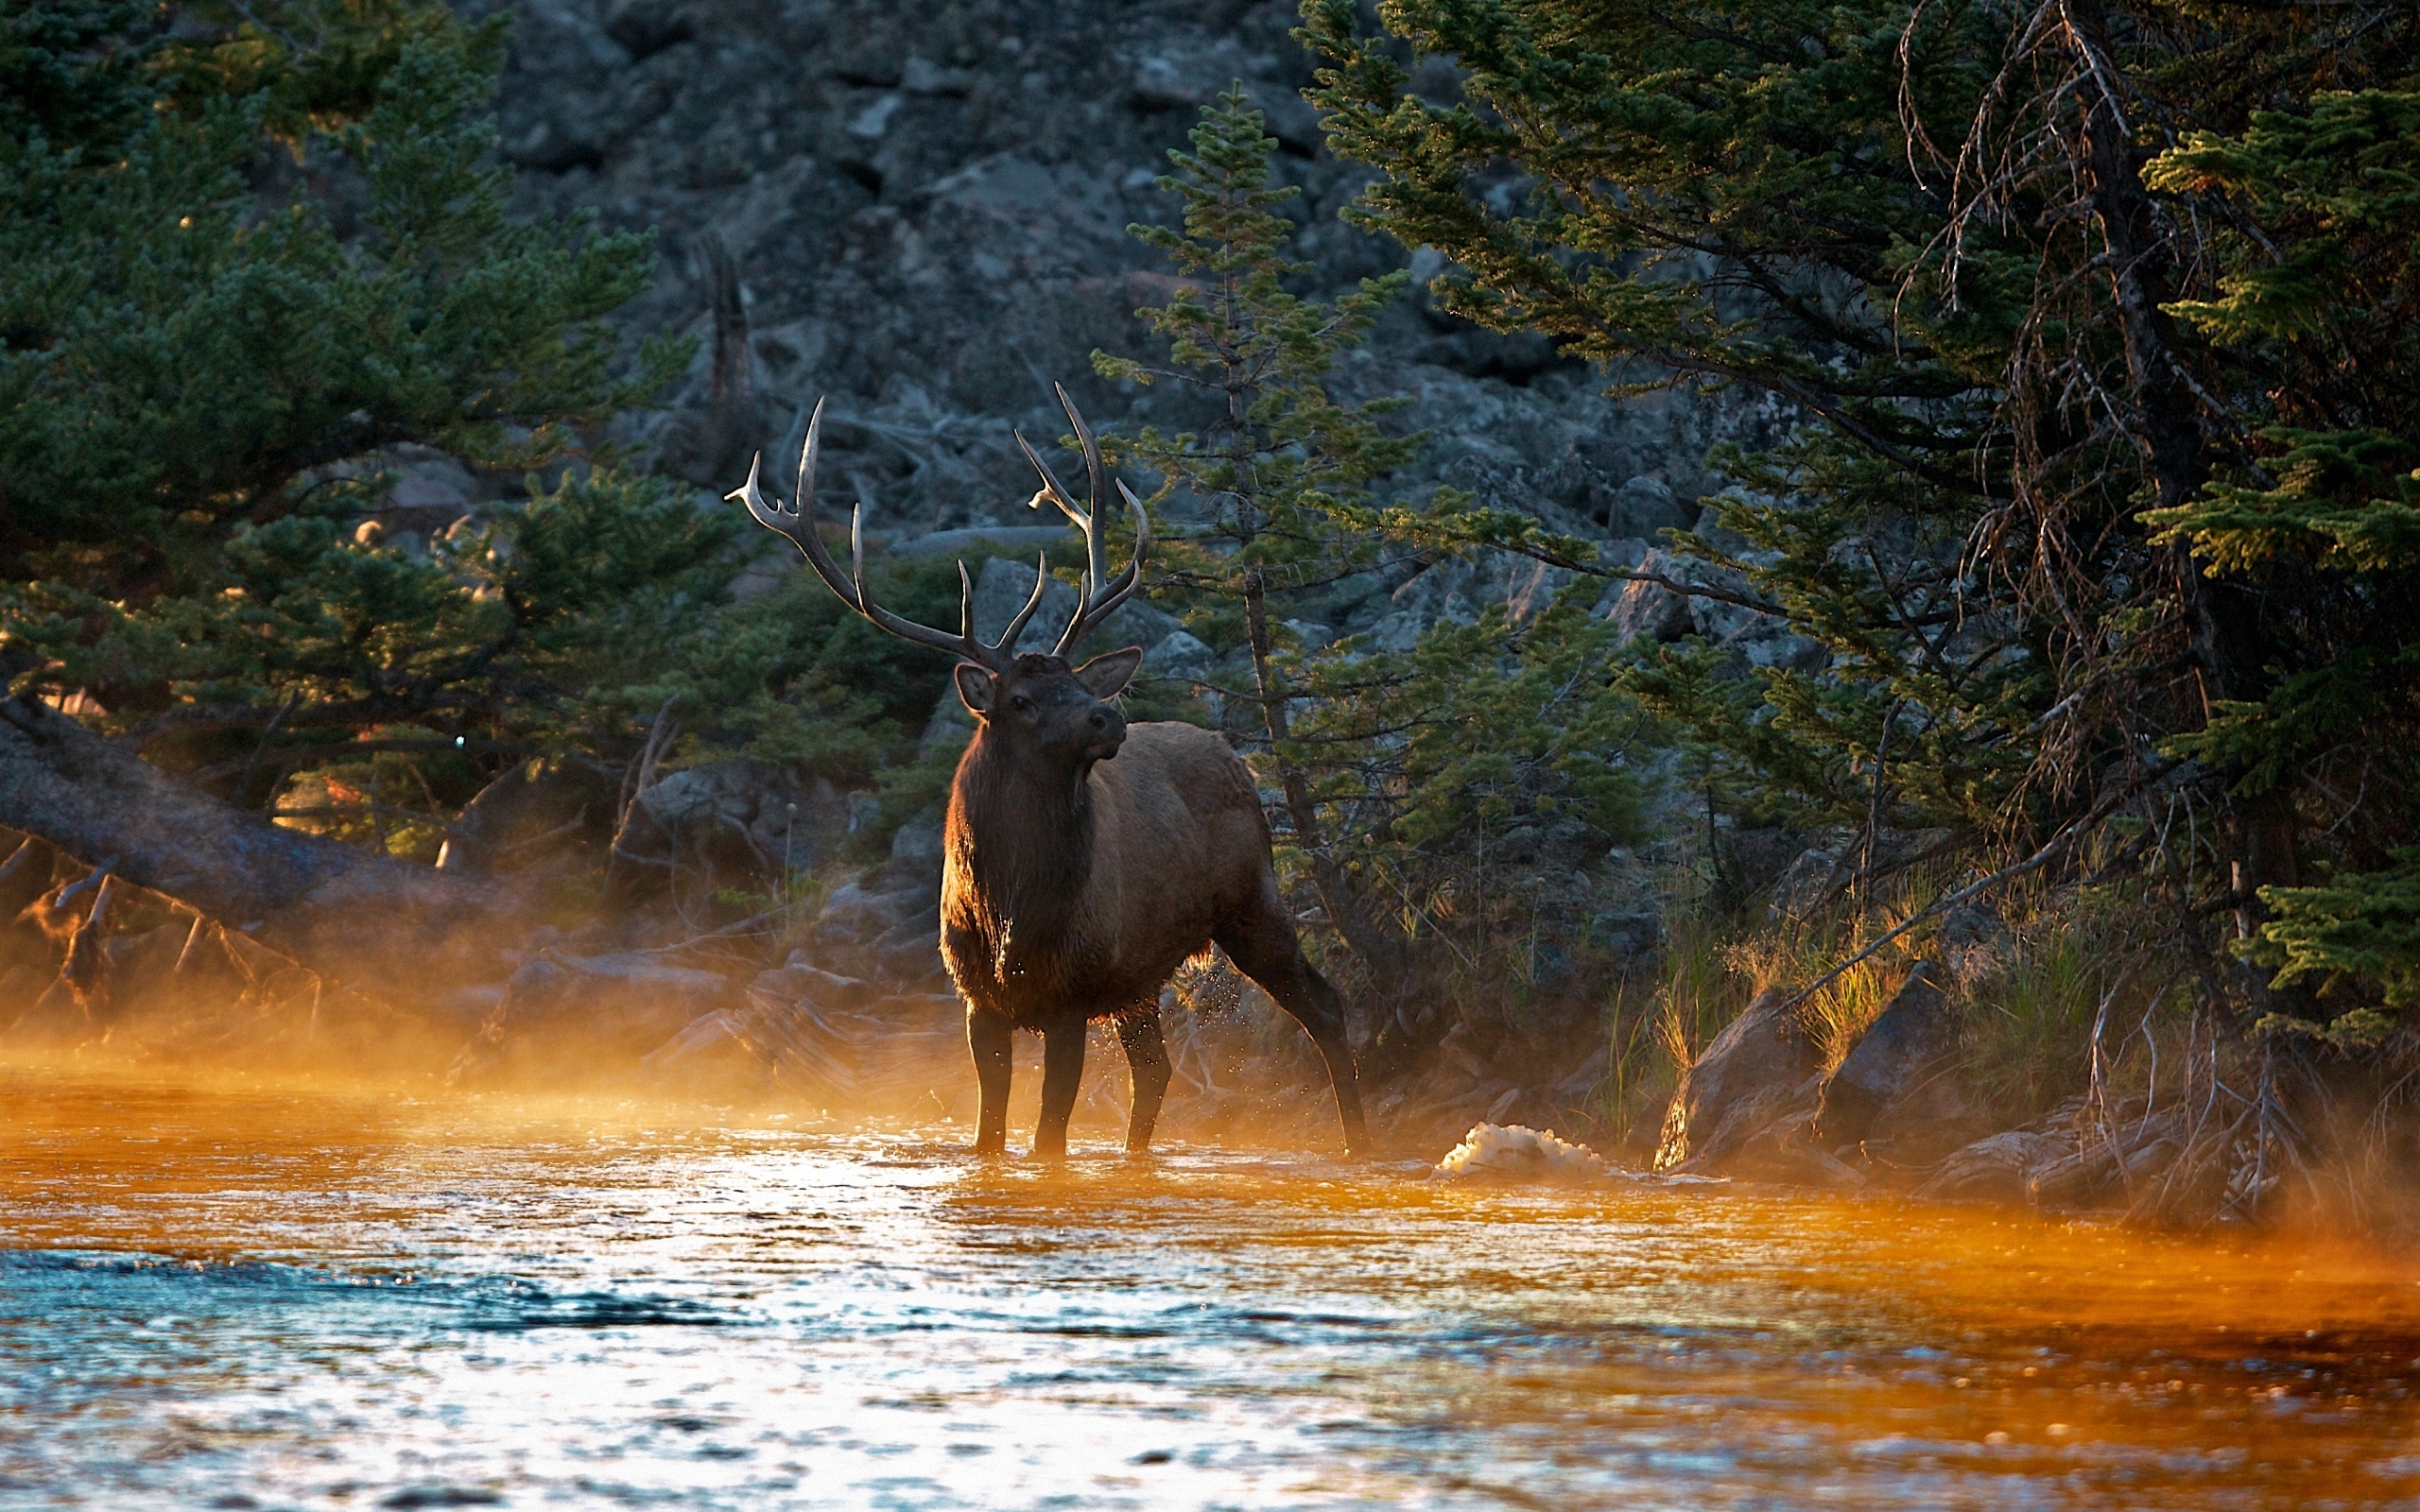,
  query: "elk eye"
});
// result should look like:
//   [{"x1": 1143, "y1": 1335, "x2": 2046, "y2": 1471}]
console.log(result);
[{"x1": 1011, "y1": 695, "x2": 1032, "y2": 713}]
